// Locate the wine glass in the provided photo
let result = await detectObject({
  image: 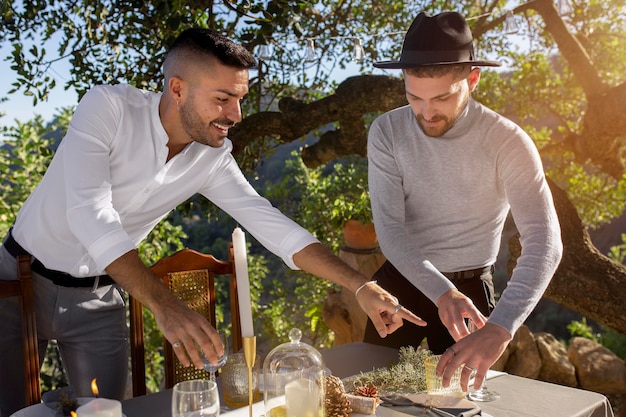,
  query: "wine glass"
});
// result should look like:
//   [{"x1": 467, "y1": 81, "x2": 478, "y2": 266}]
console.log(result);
[
  {"x1": 172, "y1": 379, "x2": 220, "y2": 417},
  {"x1": 202, "y1": 330, "x2": 228, "y2": 382},
  {"x1": 466, "y1": 320, "x2": 500, "y2": 402}
]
